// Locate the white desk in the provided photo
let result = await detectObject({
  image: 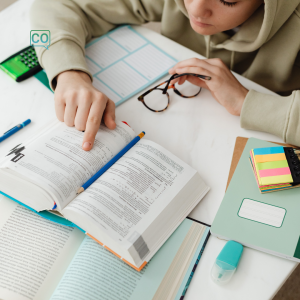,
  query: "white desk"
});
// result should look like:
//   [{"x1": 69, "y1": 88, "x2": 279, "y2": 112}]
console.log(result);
[{"x1": 0, "y1": 1, "x2": 297, "y2": 299}]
